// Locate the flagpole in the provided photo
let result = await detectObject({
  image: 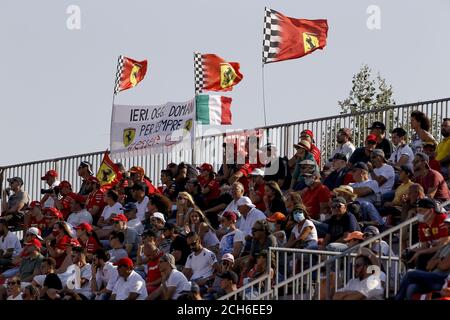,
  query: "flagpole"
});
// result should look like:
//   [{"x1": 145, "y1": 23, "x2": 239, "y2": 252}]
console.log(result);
[
  {"x1": 262, "y1": 62, "x2": 268, "y2": 127},
  {"x1": 110, "y1": 55, "x2": 121, "y2": 159},
  {"x1": 192, "y1": 52, "x2": 197, "y2": 167}
]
